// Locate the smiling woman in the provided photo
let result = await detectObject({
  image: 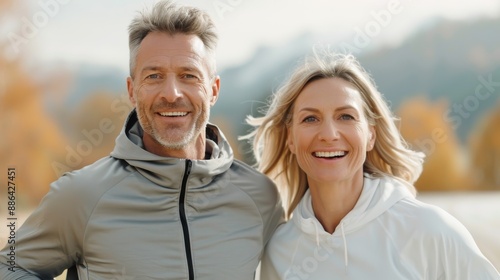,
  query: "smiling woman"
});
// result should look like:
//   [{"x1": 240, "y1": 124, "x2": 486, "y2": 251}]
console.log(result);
[
  {"x1": 244, "y1": 51, "x2": 424, "y2": 218},
  {"x1": 244, "y1": 51, "x2": 500, "y2": 279},
  {"x1": 286, "y1": 77, "x2": 375, "y2": 202}
]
